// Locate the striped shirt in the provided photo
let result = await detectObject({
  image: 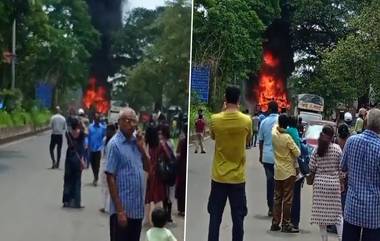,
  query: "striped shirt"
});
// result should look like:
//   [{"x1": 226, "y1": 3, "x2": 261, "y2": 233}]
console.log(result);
[
  {"x1": 105, "y1": 131, "x2": 145, "y2": 219},
  {"x1": 341, "y1": 130, "x2": 380, "y2": 229}
]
